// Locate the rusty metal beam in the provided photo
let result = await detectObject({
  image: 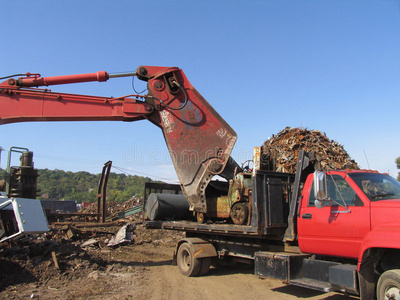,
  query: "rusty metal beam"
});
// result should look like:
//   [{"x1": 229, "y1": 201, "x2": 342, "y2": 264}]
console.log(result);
[{"x1": 97, "y1": 161, "x2": 112, "y2": 223}]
